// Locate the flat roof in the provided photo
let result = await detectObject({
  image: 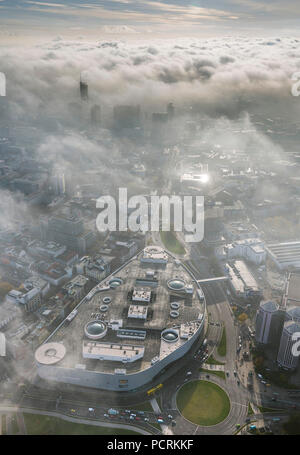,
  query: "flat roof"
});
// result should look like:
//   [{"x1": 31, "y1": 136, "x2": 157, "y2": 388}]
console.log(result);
[{"x1": 41, "y1": 249, "x2": 205, "y2": 375}]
